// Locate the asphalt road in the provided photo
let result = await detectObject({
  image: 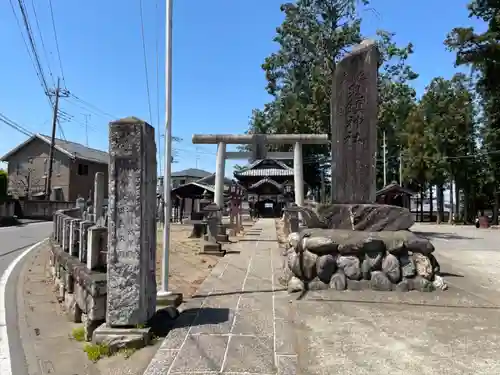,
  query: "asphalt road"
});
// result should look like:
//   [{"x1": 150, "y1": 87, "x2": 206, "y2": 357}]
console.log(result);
[{"x1": 0, "y1": 221, "x2": 52, "y2": 375}]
